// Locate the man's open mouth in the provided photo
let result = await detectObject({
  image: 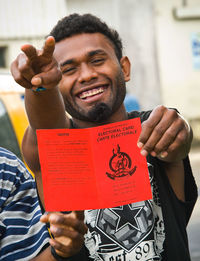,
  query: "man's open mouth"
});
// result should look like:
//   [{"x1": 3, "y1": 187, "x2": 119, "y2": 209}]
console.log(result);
[{"x1": 78, "y1": 86, "x2": 107, "y2": 99}]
